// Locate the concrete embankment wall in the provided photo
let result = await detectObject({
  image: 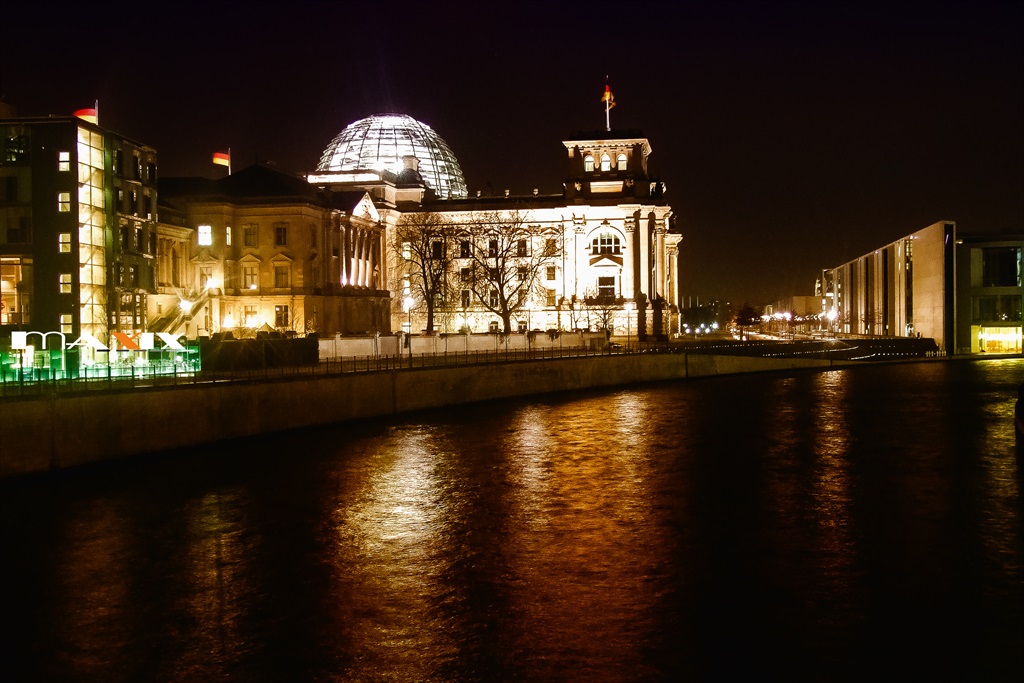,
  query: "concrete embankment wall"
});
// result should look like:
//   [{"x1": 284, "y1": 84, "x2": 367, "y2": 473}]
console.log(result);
[{"x1": 0, "y1": 353, "x2": 847, "y2": 478}]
